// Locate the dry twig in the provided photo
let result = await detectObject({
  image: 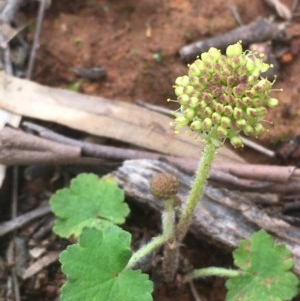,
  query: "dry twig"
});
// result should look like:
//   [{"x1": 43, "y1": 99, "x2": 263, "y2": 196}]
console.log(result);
[
  {"x1": 26, "y1": 0, "x2": 48, "y2": 79},
  {"x1": 22, "y1": 251, "x2": 59, "y2": 280},
  {"x1": 179, "y1": 18, "x2": 287, "y2": 63},
  {"x1": 0, "y1": 206, "x2": 51, "y2": 237}
]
